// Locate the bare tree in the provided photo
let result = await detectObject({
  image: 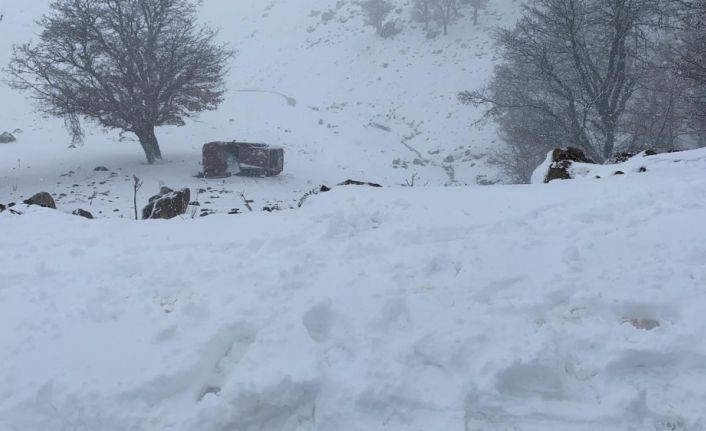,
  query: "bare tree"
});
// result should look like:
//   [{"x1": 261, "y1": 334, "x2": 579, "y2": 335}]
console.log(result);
[
  {"x1": 461, "y1": 0, "x2": 654, "y2": 165},
  {"x1": 435, "y1": 0, "x2": 460, "y2": 36},
  {"x1": 8, "y1": 0, "x2": 233, "y2": 164},
  {"x1": 361, "y1": 0, "x2": 395, "y2": 36},
  {"x1": 412, "y1": 0, "x2": 434, "y2": 30},
  {"x1": 466, "y1": 0, "x2": 489, "y2": 26},
  {"x1": 670, "y1": 1, "x2": 706, "y2": 145}
]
